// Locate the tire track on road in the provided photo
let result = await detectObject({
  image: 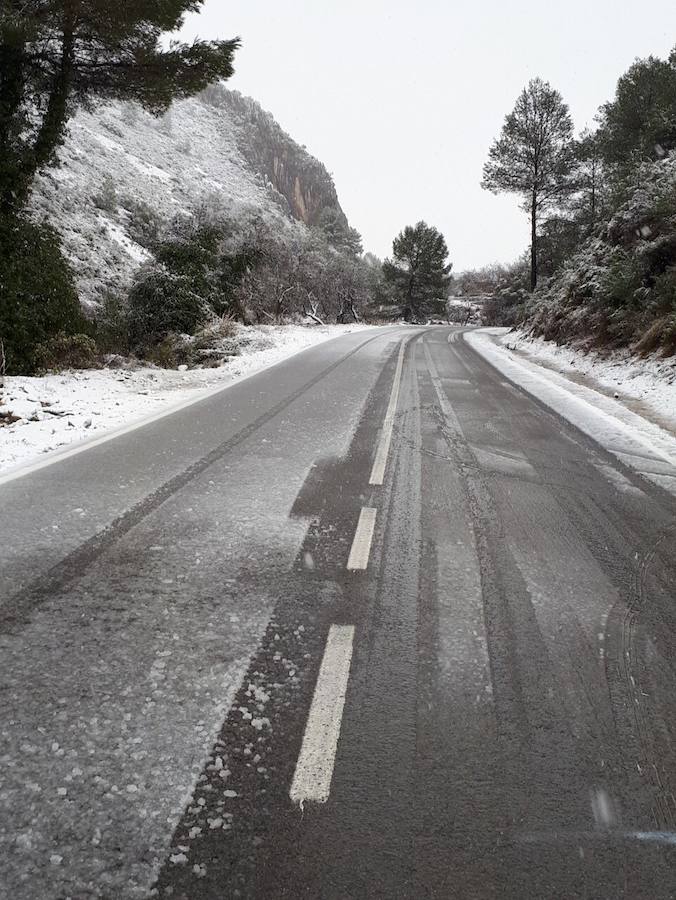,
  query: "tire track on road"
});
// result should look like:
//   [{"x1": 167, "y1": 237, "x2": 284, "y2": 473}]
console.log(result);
[{"x1": 0, "y1": 331, "x2": 391, "y2": 634}]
